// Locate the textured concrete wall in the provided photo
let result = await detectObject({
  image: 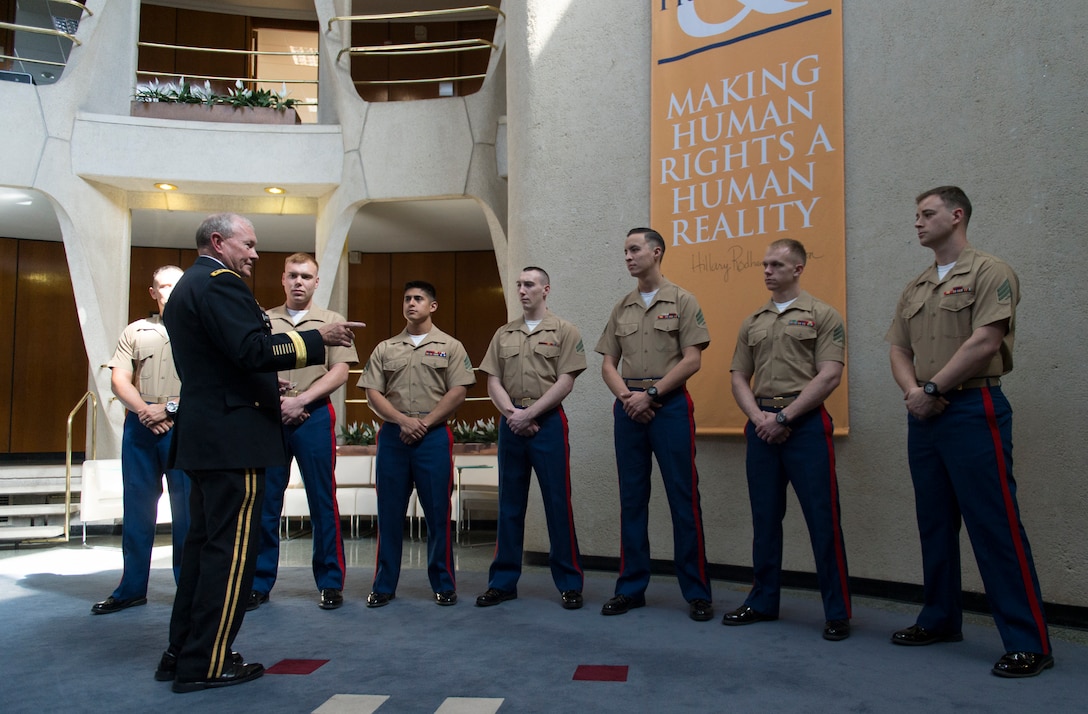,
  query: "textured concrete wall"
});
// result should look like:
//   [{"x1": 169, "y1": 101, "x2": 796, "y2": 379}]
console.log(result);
[{"x1": 510, "y1": 0, "x2": 1088, "y2": 608}]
